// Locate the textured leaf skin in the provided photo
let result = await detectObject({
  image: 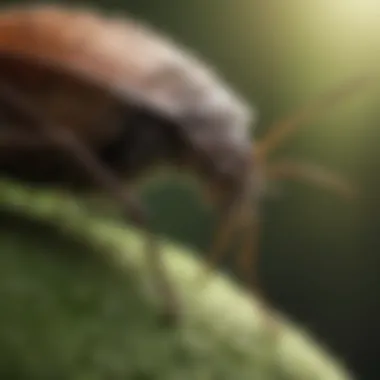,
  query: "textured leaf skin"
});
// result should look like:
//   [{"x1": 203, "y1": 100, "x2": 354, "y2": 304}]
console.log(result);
[{"x1": 0, "y1": 179, "x2": 354, "y2": 379}]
